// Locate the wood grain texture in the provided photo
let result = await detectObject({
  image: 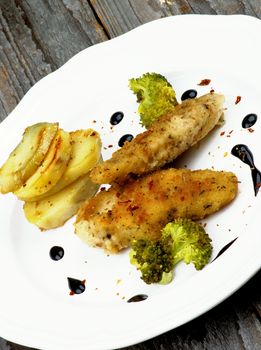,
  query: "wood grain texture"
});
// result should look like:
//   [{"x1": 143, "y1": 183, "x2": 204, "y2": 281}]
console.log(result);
[
  {"x1": 0, "y1": 0, "x2": 108, "y2": 120},
  {"x1": 89, "y1": 0, "x2": 261, "y2": 37},
  {"x1": 89, "y1": 0, "x2": 170, "y2": 37},
  {"x1": 5, "y1": 343, "x2": 35, "y2": 350},
  {"x1": 0, "y1": 1, "x2": 49, "y2": 120},
  {"x1": 13, "y1": 0, "x2": 108, "y2": 68},
  {"x1": 0, "y1": 1, "x2": 260, "y2": 350}
]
